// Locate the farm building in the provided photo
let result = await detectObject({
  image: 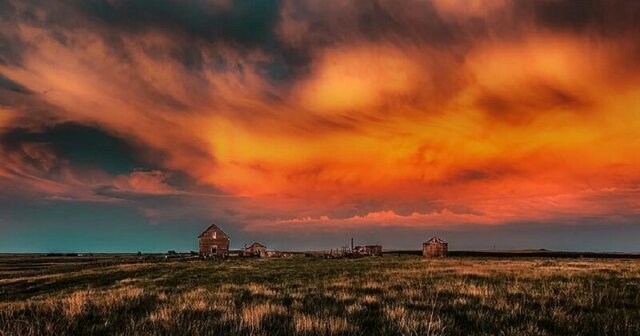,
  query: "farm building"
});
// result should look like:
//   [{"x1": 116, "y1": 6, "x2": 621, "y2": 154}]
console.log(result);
[
  {"x1": 423, "y1": 237, "x2": 447, "y2": 257},
  {"x1": 244, "y1": 242, "x2": 267, "y2": 258},
  {"x1": 198, "y1": 224, "x2": 230, "y2": 257},
  {"x1": 353, "y1": 245, "x2": 383, "y2": 256}
]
